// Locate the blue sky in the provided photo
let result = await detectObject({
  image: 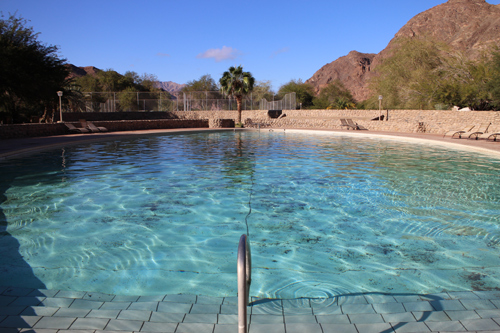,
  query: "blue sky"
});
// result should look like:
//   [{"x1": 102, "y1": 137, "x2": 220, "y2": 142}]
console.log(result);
[{"x1": 2, "y1": 0, "x2": 500, "y2": 91}]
